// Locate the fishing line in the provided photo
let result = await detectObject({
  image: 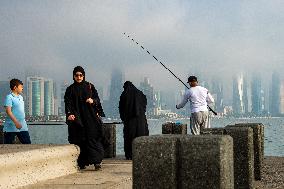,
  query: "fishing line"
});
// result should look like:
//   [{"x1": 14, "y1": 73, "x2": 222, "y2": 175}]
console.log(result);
[{"x1": 123, "y1": 33, "x2": 217, "y2": 115}]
